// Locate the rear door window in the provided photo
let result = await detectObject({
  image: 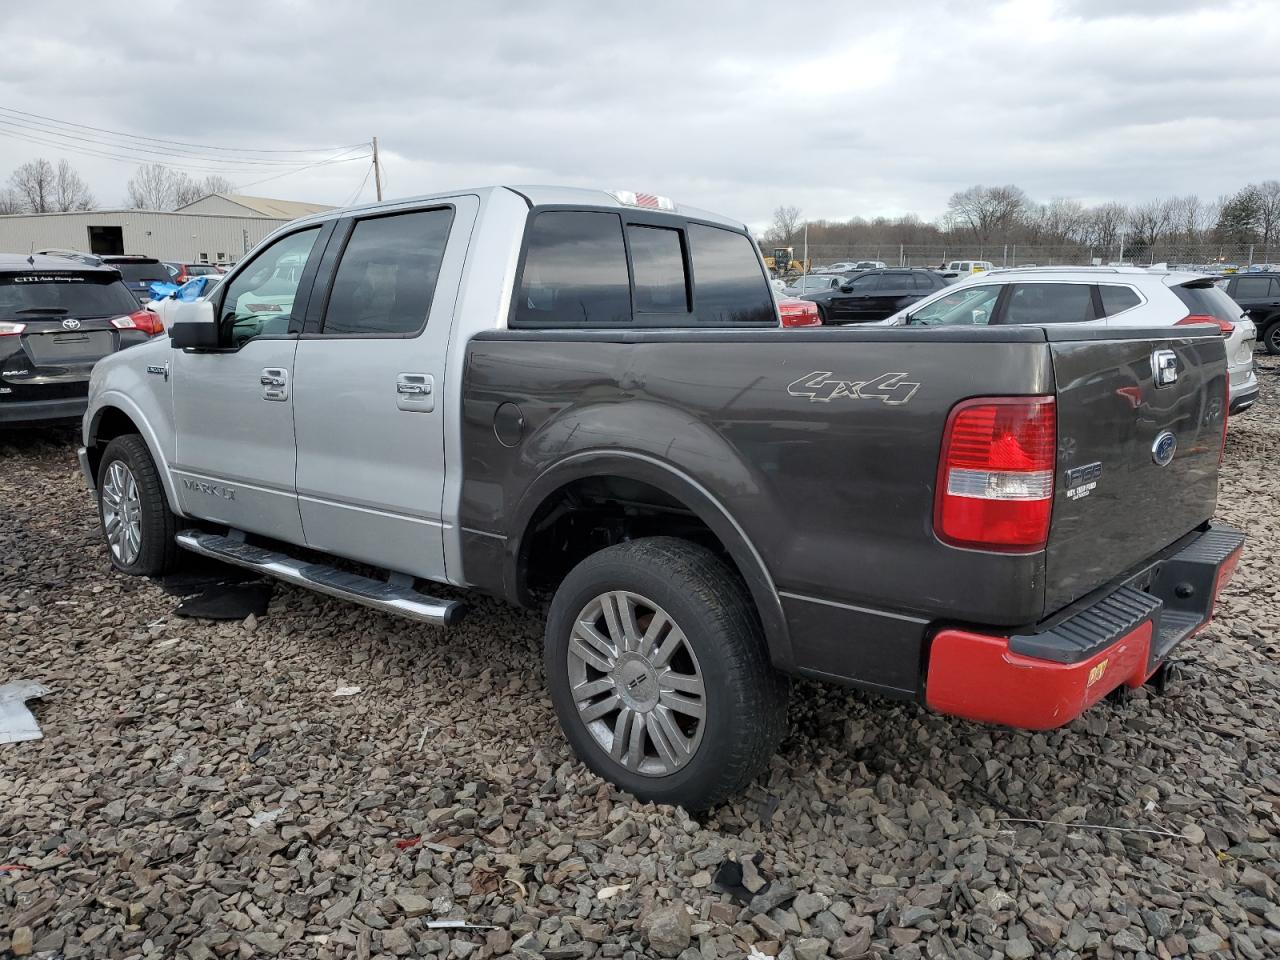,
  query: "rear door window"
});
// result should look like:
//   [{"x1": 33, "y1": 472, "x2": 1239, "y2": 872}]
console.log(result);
[
  {"x1": 1099, "y1": 284, "x2": 1141, "y2": 316},
  {"x1": 627, "y1": 224, "x2": 689, "y2": 313},
  {"x1": 113, "y1": 262, "x2": 170, "y2": 284},
  {"x1": 1002, "y1": 282, "x2": 1094, "y2": 324},
  {"x1": 322, "y1": 208, "x2": 453, "y2": 336},
  {"x1": 516, "y1": 211, "x2": 631, "y2": 326},
  {"x1": 688, "y1": 223, "x2": 774, "y2": 325},
  {"x1": 911, "y1": 273, "x2": 936, "y2": 291},
  {"x1": 1233, "y1": 276, "x2": 1272, "y2": 299}
]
